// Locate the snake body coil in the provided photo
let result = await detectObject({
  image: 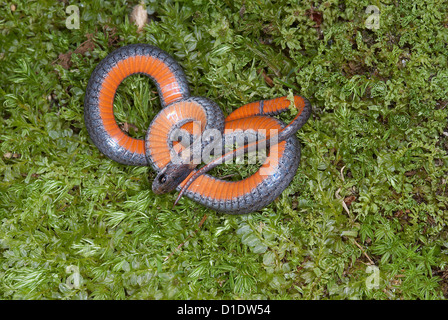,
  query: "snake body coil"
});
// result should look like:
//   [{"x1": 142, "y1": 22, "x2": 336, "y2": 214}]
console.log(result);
[{"x1": 84, "y1": 44, "x2": 311, "y2": 214}]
